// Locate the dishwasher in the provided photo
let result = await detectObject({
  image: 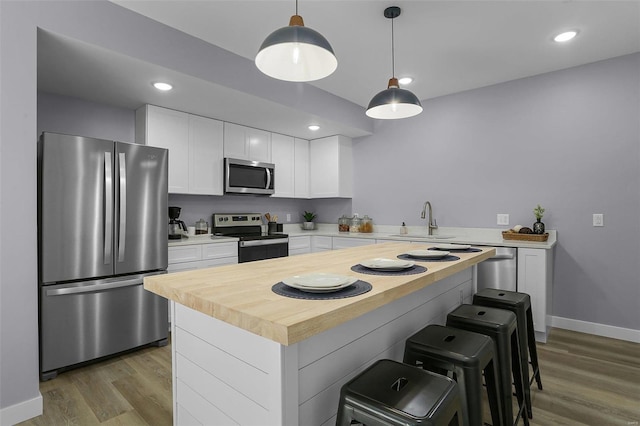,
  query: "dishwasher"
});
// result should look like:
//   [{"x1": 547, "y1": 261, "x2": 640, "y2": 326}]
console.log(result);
[{"x1": 476, "y1": 247, "x2": 517, "y2": 291}]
